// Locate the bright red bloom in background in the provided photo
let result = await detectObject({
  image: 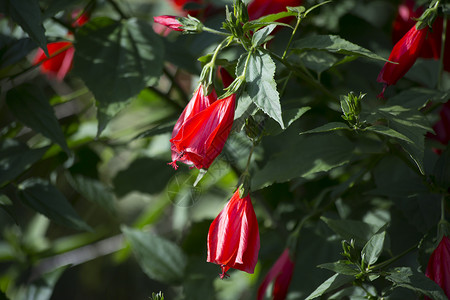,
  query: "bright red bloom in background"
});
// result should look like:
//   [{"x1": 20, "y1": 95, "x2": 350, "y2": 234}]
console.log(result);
[
  {"x1": 248, "y1": 0, "x2": 302, "y2": 31},
  {"x1": 257, "y1": 248, "x2": 295, "y2": 300},
  {"x1": 207, "y1": 190, "x2": 260, "y2": 279},
  {"x1": 33, "y1": 42, "x2": 75, "y2": 81},
  {"x1": 169, "y1": 91, "x2": 235, "y2": 170},
  {"x1": 377, "y1": 25, "x2": 428, "y2": 97},
  {"x1": 153, "y1": 15, "x2": 184, "y2": 32},
  {"x1": 425, "y1": 236, "x2": 450, "y2": 299}
]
